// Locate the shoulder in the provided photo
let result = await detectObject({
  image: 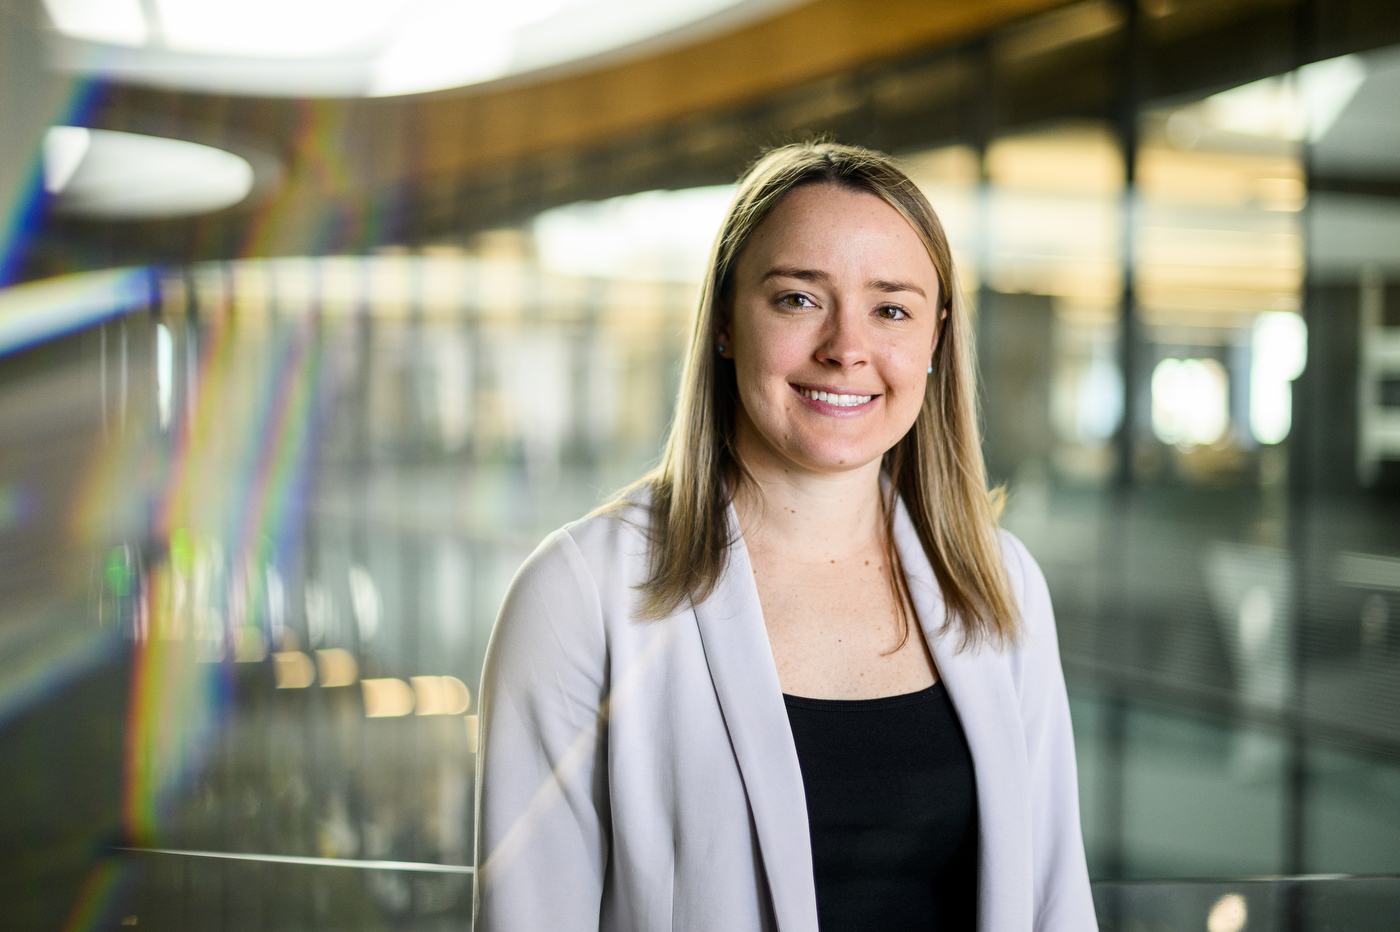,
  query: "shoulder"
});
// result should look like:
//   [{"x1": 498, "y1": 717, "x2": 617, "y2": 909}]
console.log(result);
[
  {"x1": 483, "y1": 487, "x2": 665, "y2": 698},
  {"x1": 559, "y1": 490, "x2": 653, "y2": 587},
  {"x1": 995, "y1": 528, "x2": 1060, "y2": 664},
  {"x1": 996, "y1": 529, "x2": 1040, "y2": 603},
  {"x1": 495, "y1": 489, "x2": 654, "y2": 631}
]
